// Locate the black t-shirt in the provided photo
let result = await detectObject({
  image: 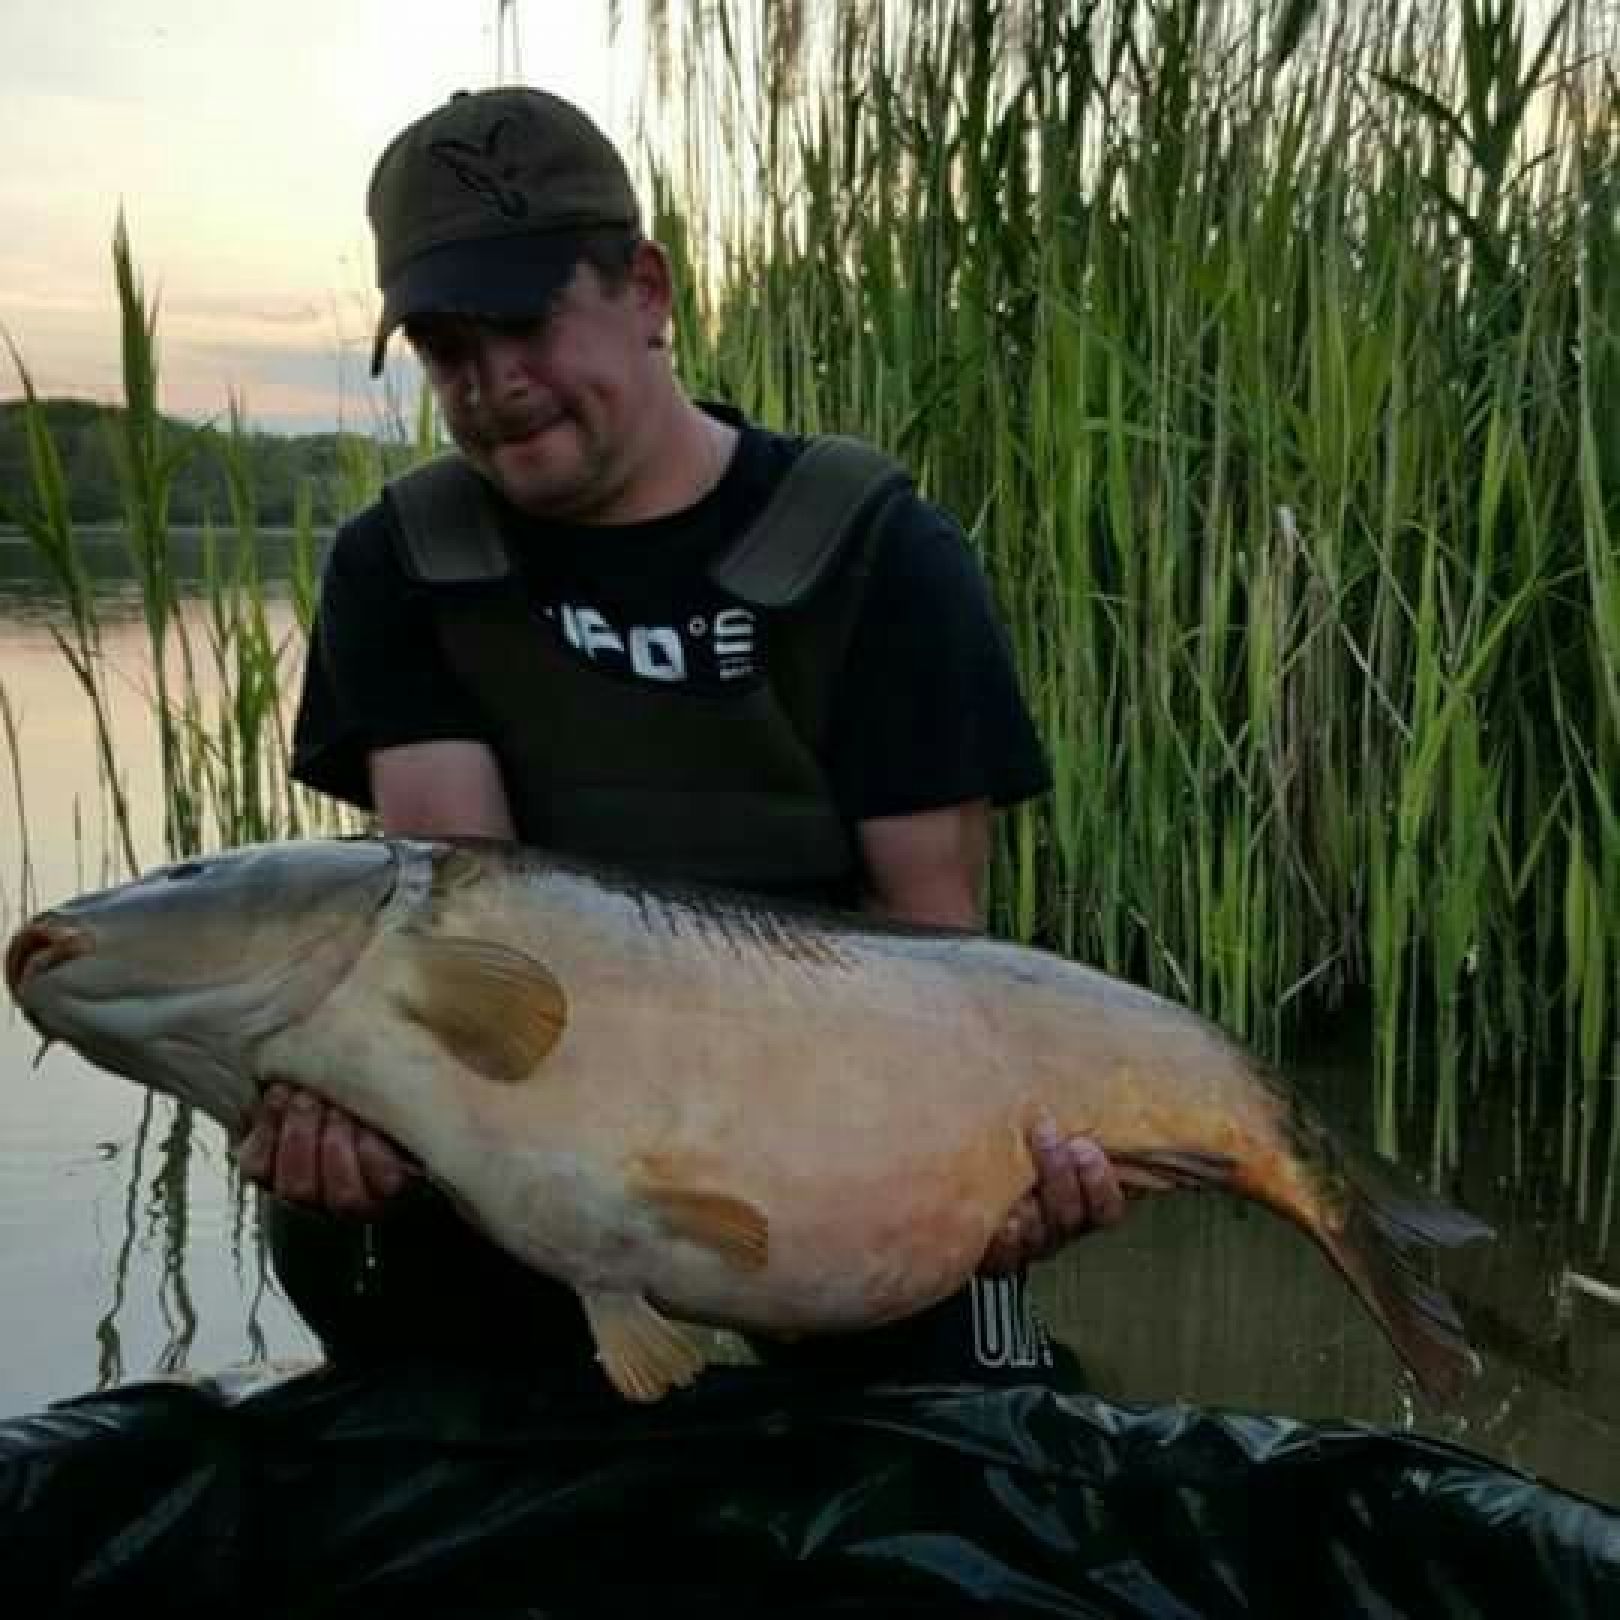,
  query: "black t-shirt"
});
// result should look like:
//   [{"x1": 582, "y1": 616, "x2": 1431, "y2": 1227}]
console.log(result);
[
  {"x1": 289, "y1": 404, "x2": 1052, "y2": 832},
  {"x1": 275, "y1": 403, "x2": 1071, "y2": 1390}
]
